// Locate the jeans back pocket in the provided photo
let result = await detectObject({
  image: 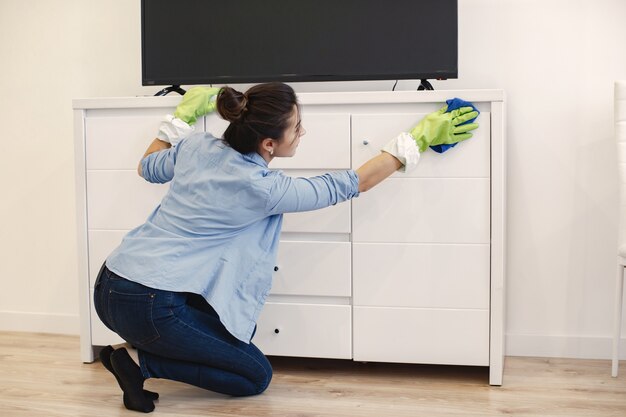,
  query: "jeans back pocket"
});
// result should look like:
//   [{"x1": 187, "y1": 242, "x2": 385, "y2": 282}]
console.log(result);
[{"x1": 107, "y1": 289, "x2": 161, "y2": 346}]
